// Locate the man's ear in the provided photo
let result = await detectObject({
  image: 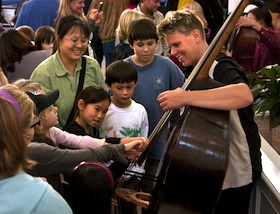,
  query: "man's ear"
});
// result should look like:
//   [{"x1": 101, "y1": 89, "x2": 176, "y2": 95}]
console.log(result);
[
  {"x1": 77, "y1": 99, "x2": 85, "y2": 111},
  {"x1": 192, "y1": 29, "x2": 201, "y2": 43}
]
